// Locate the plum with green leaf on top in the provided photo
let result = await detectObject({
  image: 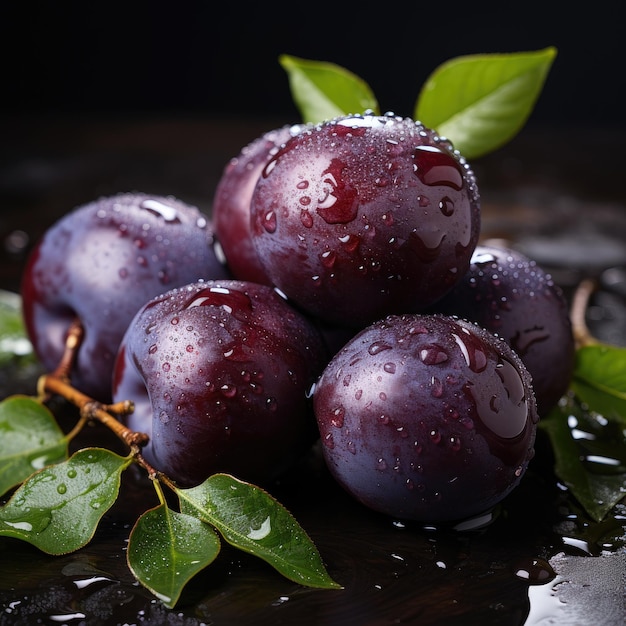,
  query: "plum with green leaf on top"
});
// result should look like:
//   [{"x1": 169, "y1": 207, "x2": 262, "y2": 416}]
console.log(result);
[
  {"x1": 20, "y1": 192, "x2": 231, "y2": 401},
  {"x1": 112, "y1": 279, "x2": 327, "y2": 487},
  {"x1": 249, "y1": 112, "x2": 481, "y2": 328}
]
